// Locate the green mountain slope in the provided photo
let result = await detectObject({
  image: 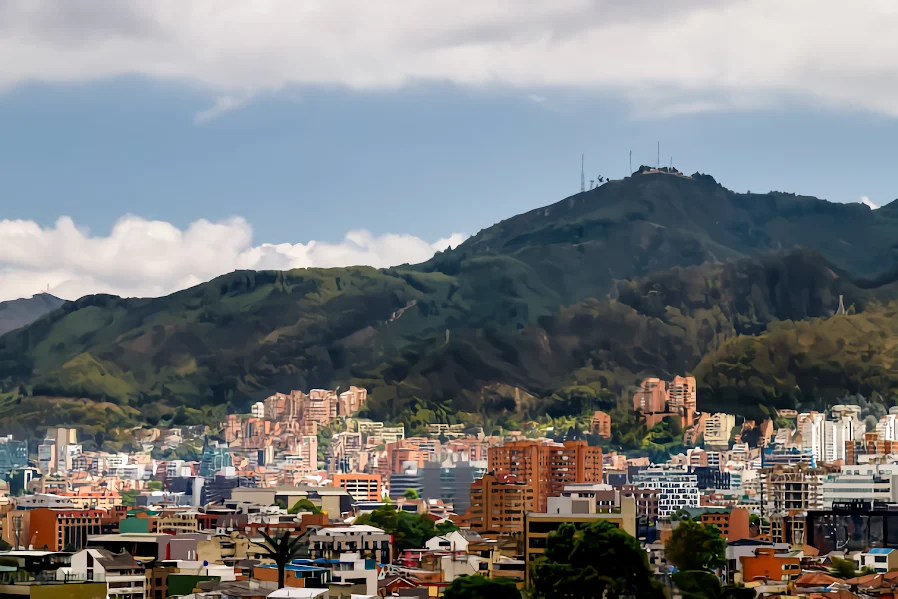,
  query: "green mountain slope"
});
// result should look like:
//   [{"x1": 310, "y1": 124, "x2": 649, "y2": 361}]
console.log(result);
[
  {"x1": 1, "y1": 171, "x2": 898, "y2": 433},
  {"x1": 441, "y1": 169, "x2": 898, "y2": 303}
]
